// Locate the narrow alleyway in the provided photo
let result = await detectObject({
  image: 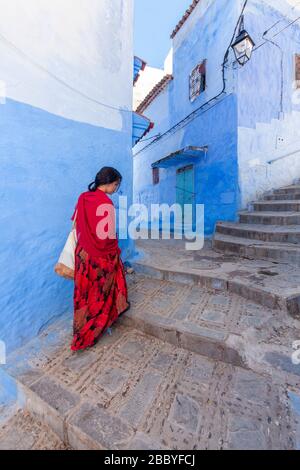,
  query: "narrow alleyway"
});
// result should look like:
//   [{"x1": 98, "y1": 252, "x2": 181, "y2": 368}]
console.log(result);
[
  {"x1": 1, "y1": 266, "x2": 300, "y2": 450},
  {"x1": 2, "y1": 0, "x2": 300, "y2": 453}
]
